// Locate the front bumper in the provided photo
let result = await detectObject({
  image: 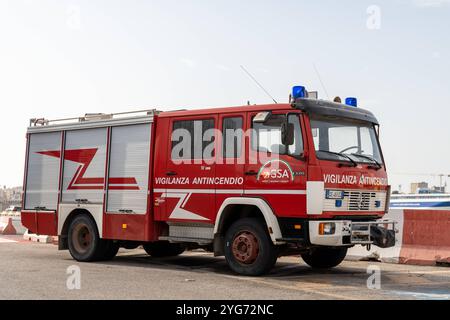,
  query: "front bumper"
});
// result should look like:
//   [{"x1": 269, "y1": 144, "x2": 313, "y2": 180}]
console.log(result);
[{"x1": 309, "y1": 220, "x2": 397, "y2": 247}]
